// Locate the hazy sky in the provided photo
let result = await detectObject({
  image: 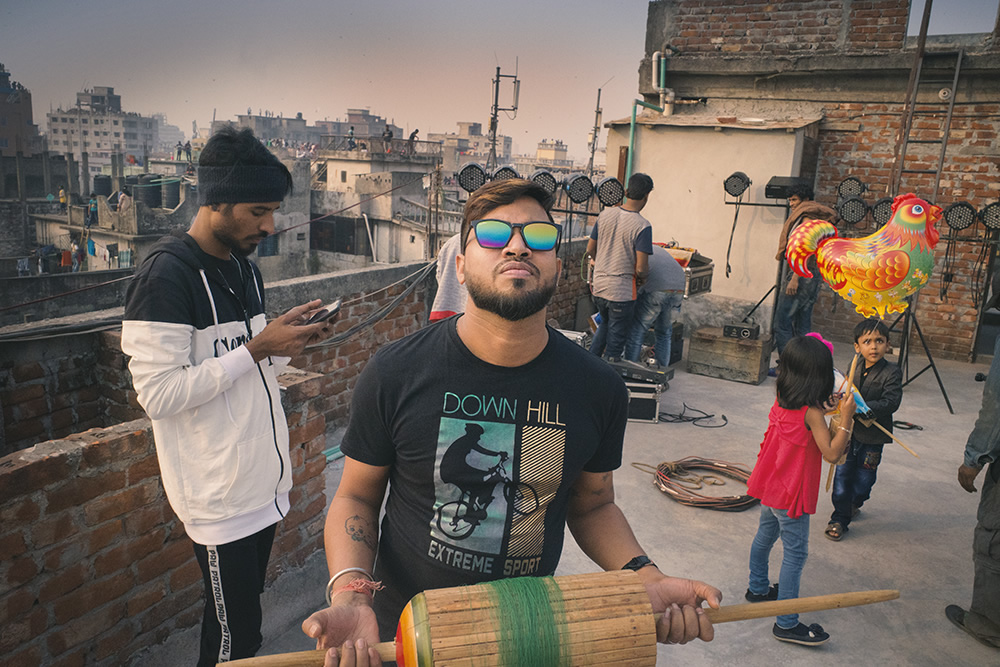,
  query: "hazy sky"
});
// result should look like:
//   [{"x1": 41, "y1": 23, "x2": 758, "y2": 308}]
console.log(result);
[{"x1": 2, "y1": 1, "x2": 996, "y2": 162}]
